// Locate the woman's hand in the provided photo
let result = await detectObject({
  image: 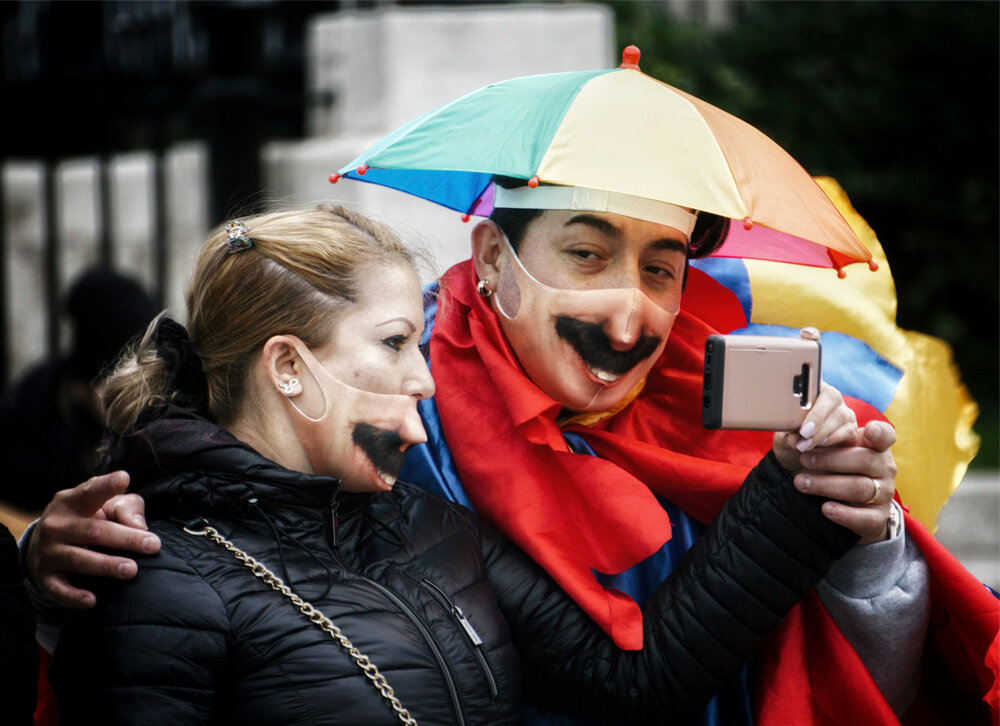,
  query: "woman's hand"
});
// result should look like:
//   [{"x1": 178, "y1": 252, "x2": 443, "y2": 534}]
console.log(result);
[
  {"x1": 772, "y1": 384, "x2": 898, "y2": 545},
  {"x1": 25, "y1": 471, "x2": 159, "y2": 609}
]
